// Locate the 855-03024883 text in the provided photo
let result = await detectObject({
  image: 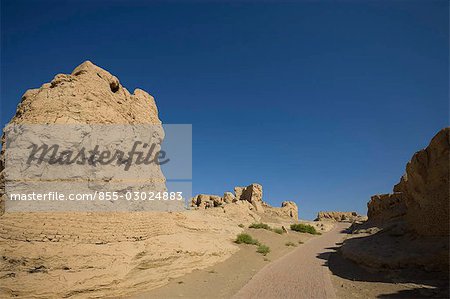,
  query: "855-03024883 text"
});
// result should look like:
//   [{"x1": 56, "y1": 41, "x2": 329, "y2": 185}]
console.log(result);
[{"x1": 9, "y1": 191, "x2": 184, "y2": 201}]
